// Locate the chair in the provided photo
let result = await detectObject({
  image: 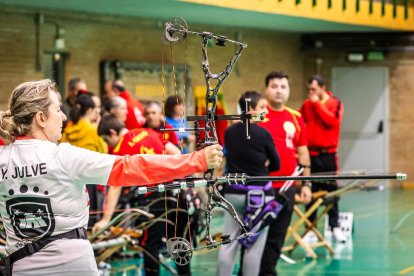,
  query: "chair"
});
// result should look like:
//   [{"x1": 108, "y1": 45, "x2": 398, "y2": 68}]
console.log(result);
[
  {"x1": 282, "y1": 178, "x2": 373, "y2": 258},
  {"x1": 282, "y1": 191, "x2": 334, "y2": 259}
]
